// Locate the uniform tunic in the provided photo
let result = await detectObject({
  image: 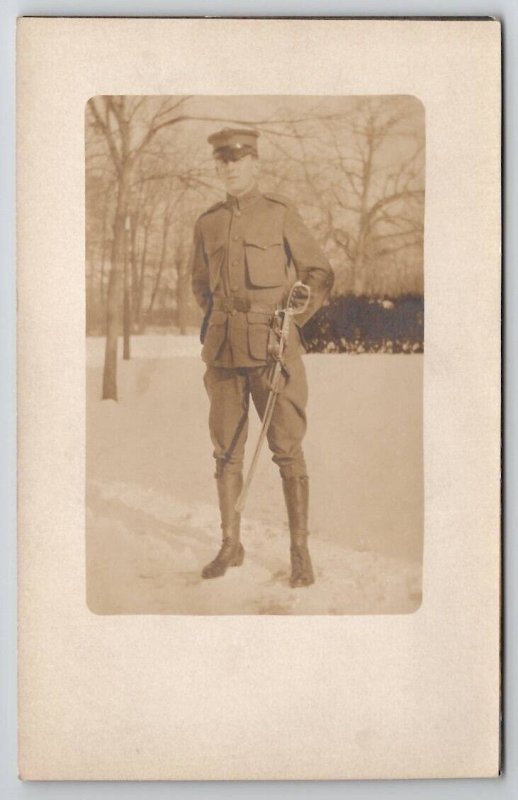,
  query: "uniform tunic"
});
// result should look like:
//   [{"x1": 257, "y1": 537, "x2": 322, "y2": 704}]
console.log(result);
[{"x1": 189, "y1": 186, "x2": 334, "y2": 478}]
